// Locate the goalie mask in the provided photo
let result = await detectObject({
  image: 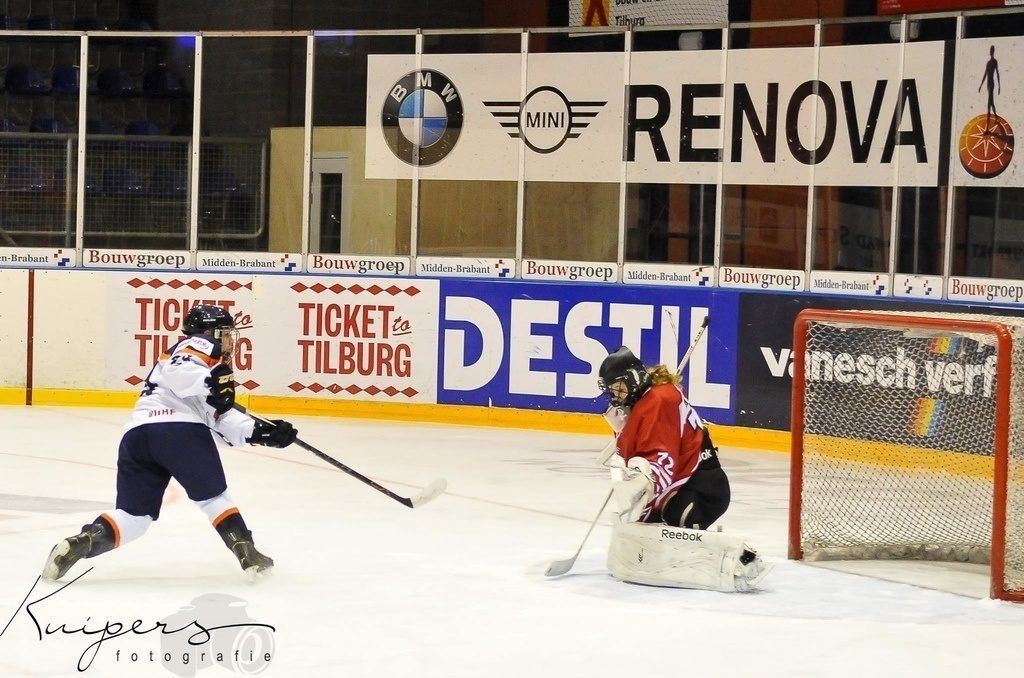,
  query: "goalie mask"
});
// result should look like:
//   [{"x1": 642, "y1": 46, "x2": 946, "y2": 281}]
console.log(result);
[
  {"x1": 183, "y1": 304, "x2": 239, "y2": 361},
  {"x1": 598, "y1": 346, "x2": 652, "y2": 409}
]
